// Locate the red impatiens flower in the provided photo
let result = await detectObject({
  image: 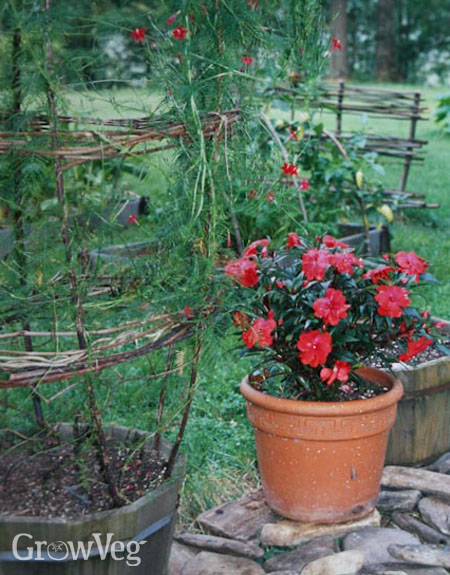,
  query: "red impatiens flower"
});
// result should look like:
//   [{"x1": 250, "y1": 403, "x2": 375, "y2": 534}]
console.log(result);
[
  {"x1": 233, "y1": 311, "x2": 250, "y2": 330},
  {"x1": 395, "y1": 251, "x2": 429, "y2": 282},
  {"x1": 313, "y1": 288, "x2": 350, "y2": 326},
  {"x1": 287, "y1": 232, "x2": 302, "y2": 250},
  {"x1": 375, "y1": 285, "x2": 411, "y2": 318},
  {"x1": 130, "y1": 28, "x2": 146, "y2": 42},
  {"x1": 243, "y1": 239, "x2": 270, "y2": 258},
  {"x1": 225, "y1": 258, "x2": 259, "y2": 288},
  {"x1": 281, "y1": 162, "x2": 299, "y2": 176},
  {"x1": 300, "y1": 179, "x2": 310, "y2": 191},
  {"x1": 128, "y1": 213, "x2": 139, "y2": 225},
  {"x1": 322, "y1": 234, "x2": 349, "y2": 250},
  {"x1": 172, "y1": 26, "x2": 188, "y2": 40},
  {"x1": 242, "y1": 314, "x2": 277, "y2": 348},
  {"x1": 183, "y1": 305, "x2": 194, "y2": 319},
  {"x1": 320, "y1": 361, "x2": 351, "y2": 386},
  {"x1": 331, "y1": 37, "x2": 343, "y2": 52},
  {"x1": 242, "y1": 55, "x2": 254, "y2": 66},
  {"x1": 275, "y1": 280, "x2": 284, "y2": 289},
  {"x1": 249, "y1": 189, "x2": 257, "y2": 199},
  {"x1": 363, "y1": 265, "x2": 396, "y2": 284},
  {"x1": 301, "y1": 249, "x2": 330, "y2": 281},
  {"x1": 266, "y1": 191, "x2": 275, "y2": 202},
  {"x1": 297, "y1": 330, "x2": 332, "y2": 368},
  {"x1": 330, "y1": 252, "x2": 363, "y2": 275},
  {"x1": 398, "y1": 336, "x2": 433, "y2": 362},
  {"x1": 166, "y1": 12, "x2": 179, "y2": 25}
]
